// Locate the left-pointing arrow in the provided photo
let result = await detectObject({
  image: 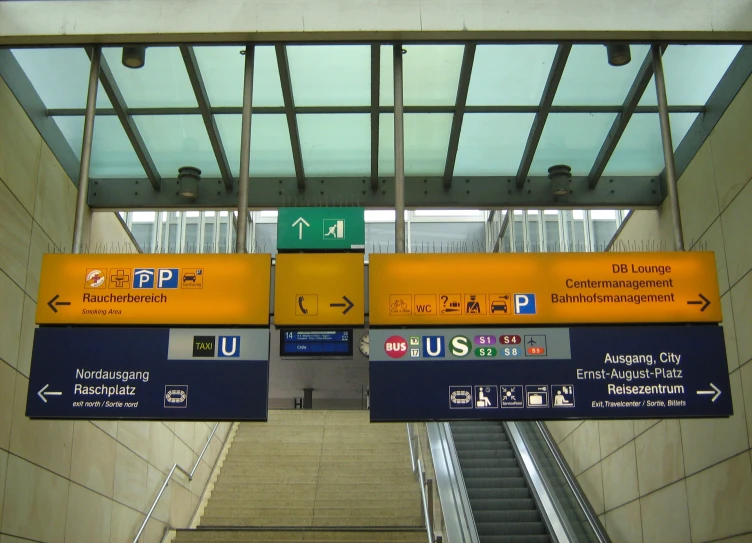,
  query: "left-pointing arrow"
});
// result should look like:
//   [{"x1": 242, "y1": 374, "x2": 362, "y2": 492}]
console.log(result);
[
  {"x1": 37, "y1": 384, "x2": 63, "y2": 403},
  {"x1": 47, "y1": 294, "x2": 71, "y2": 313}
]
